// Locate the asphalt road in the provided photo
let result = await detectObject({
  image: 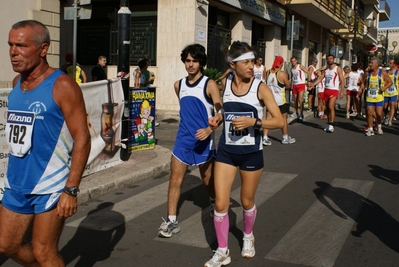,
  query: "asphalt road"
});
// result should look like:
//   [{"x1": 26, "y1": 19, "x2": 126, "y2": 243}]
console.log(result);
[{"x1": 2, "y1": 107, "x2": 399, "y2": 267}]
